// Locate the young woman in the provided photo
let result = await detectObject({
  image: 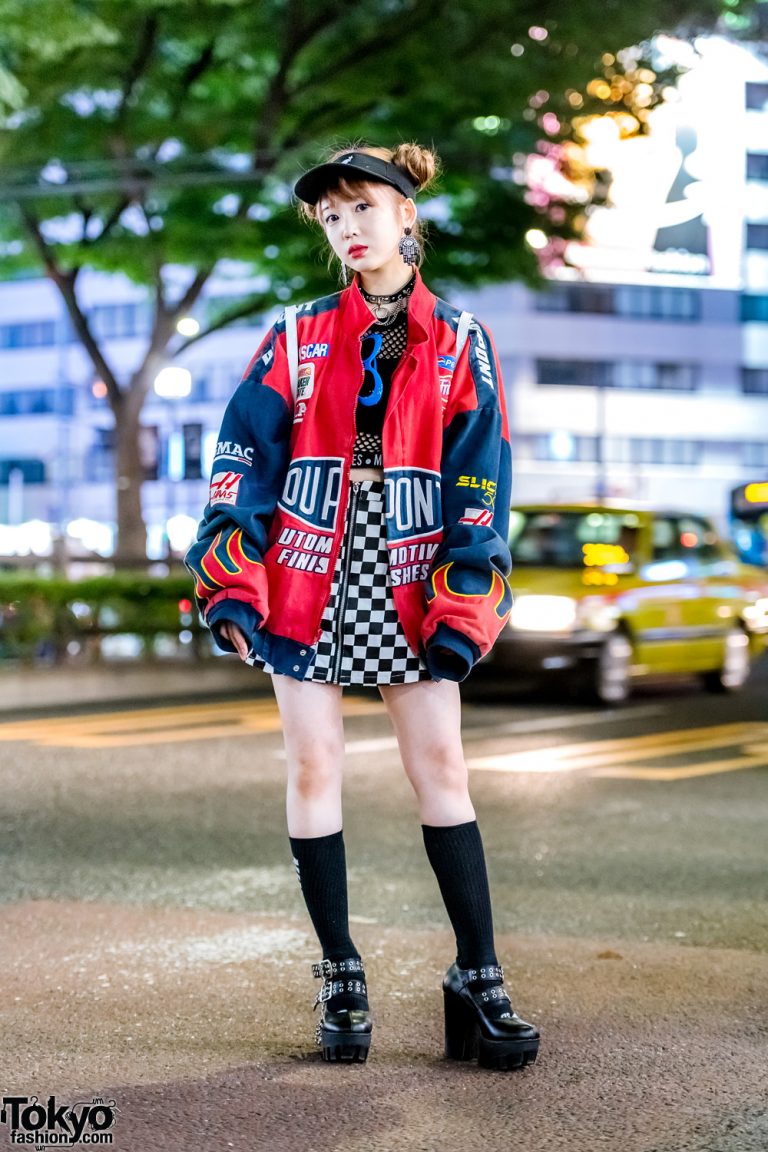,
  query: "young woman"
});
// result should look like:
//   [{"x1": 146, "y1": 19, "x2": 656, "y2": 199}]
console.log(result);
[{"x1": 186, "y1": 143, "x2": 540, "y2": 1071}]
